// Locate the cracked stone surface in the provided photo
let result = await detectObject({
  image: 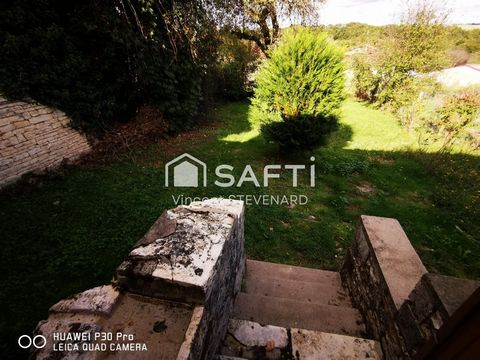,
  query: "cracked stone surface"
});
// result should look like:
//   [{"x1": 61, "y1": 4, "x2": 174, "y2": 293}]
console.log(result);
[
  {"x1": 33, "y1": 292, "x2": 197, "y2": 360},
  {"x1": 116, "y1": 199, "x2": 245, "y2": 306},
  {"x1": 128, "y1": 207, "x2": 234, "y2": 289},
  {"x1": 115, "y1": 198, "x2": 246, "y2": 359},
  {"x1": 219, "y1": 319, "x2": 288, "y2": 359}
]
